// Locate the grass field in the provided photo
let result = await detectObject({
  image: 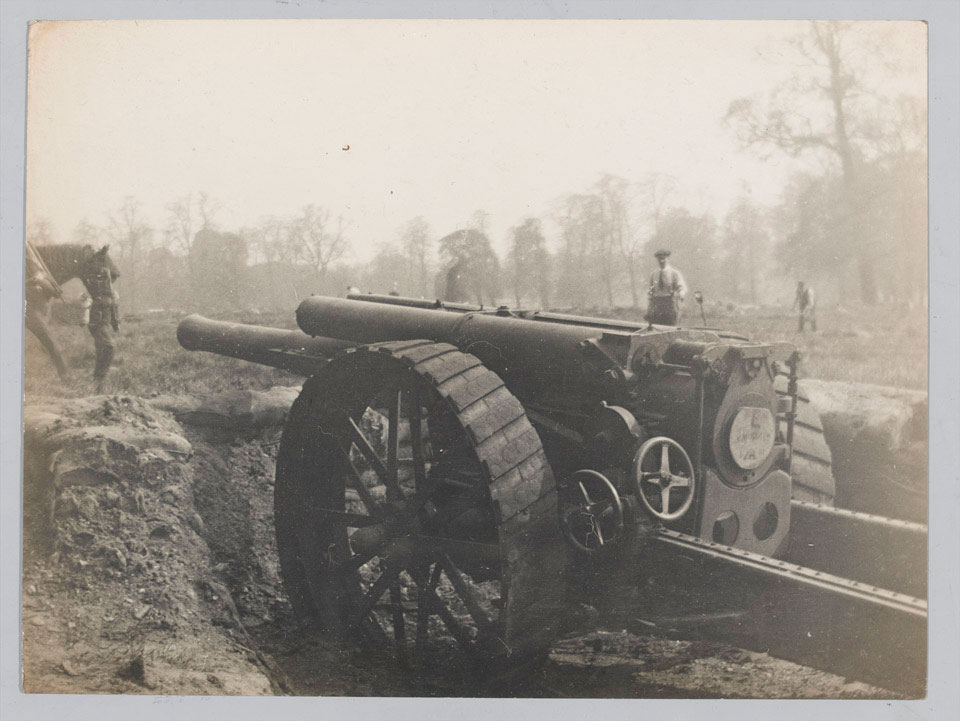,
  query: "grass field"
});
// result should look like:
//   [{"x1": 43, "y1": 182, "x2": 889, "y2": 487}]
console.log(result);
[
  {"x1": 24, "y1": 310, "x2": 304, "y2": 400},
  {"x1": 22, "y1": 301, "x2": 928, "y2": 401},
  {"x1": 596, "y1": 301, "x2": 928, "y2": 390}
]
